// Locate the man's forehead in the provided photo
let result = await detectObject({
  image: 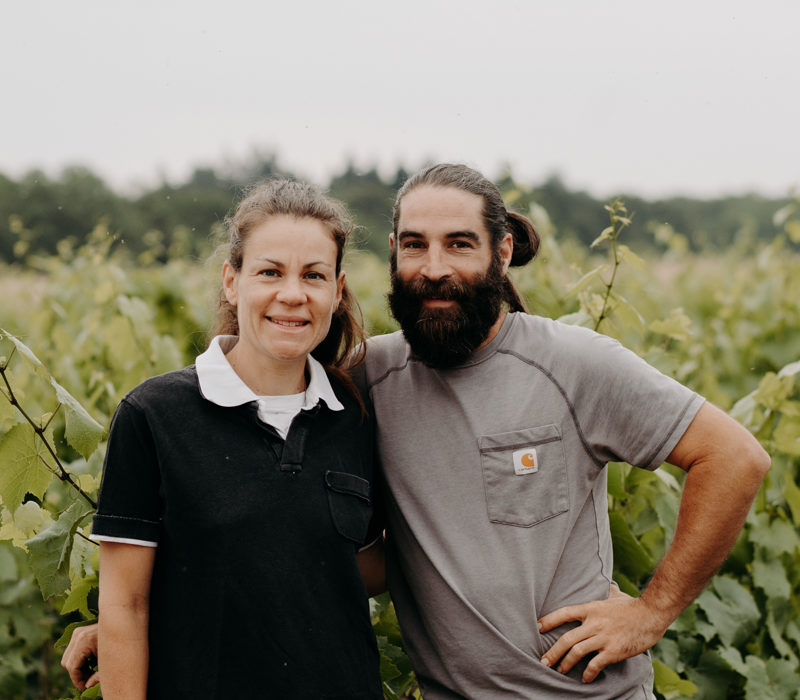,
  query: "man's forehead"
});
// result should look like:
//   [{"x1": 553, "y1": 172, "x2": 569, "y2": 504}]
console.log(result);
[{"x1": 398, "y1": 186, "x2": 488, "y2": 238}]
